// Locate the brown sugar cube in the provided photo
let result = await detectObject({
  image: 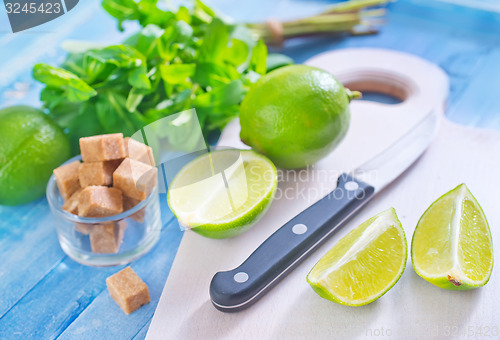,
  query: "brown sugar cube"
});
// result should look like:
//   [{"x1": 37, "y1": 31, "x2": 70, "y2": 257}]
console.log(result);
[
  {"x1": 78, "y1": 186, "x2": 123, "y2": 218},
  {"x1": 54, "y1": 161, "x2": 81, "y2": 200},
  {"x1": 106, "y1": 267, "x2": 150, "y2": 314},
  {"x1": 62, "y1": 188, "x2": 83, "y2": 215},
  {"x1": 80, "y1": 133, "x2": 126, "y2": 162},
  {"x1": 124, "y1": 137, "x2": 155, "y2": 166},
  {"x1": 123, "y1": 195, "x2": 145, "y2": 223},
  {"x1": 75, "y1": 222, "x2": 92, "y2": 235},
  {"x1": 113, "y1": 158, "x2": 157, "y2": 201},
  {"x1": 79, "y1": 160, "x2": 122, "y2": 187},
  {"x1": 89, "y1": 221, "x2": 127, "y2": 254}
]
